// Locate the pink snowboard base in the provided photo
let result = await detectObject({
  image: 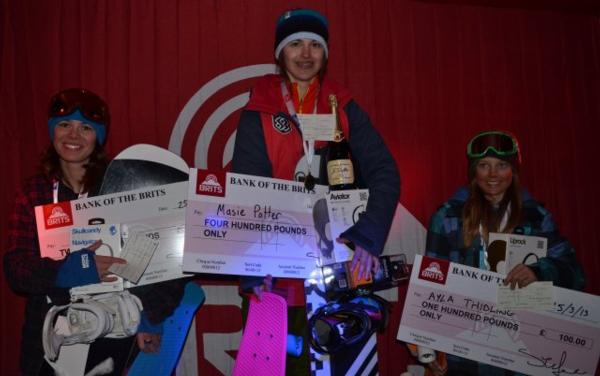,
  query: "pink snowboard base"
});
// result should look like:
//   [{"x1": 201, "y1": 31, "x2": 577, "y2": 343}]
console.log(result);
[{"x1": 233, "y1": 292, "x2": 287, "y2": 376}]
